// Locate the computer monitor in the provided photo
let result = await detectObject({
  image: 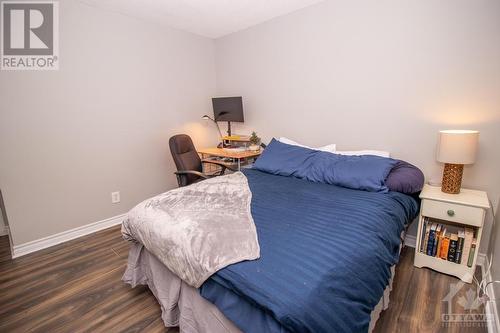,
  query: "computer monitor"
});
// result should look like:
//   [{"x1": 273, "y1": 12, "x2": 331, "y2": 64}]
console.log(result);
[{"x1": 212, "y1": 97, "x2": 243, "y2": 136}]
